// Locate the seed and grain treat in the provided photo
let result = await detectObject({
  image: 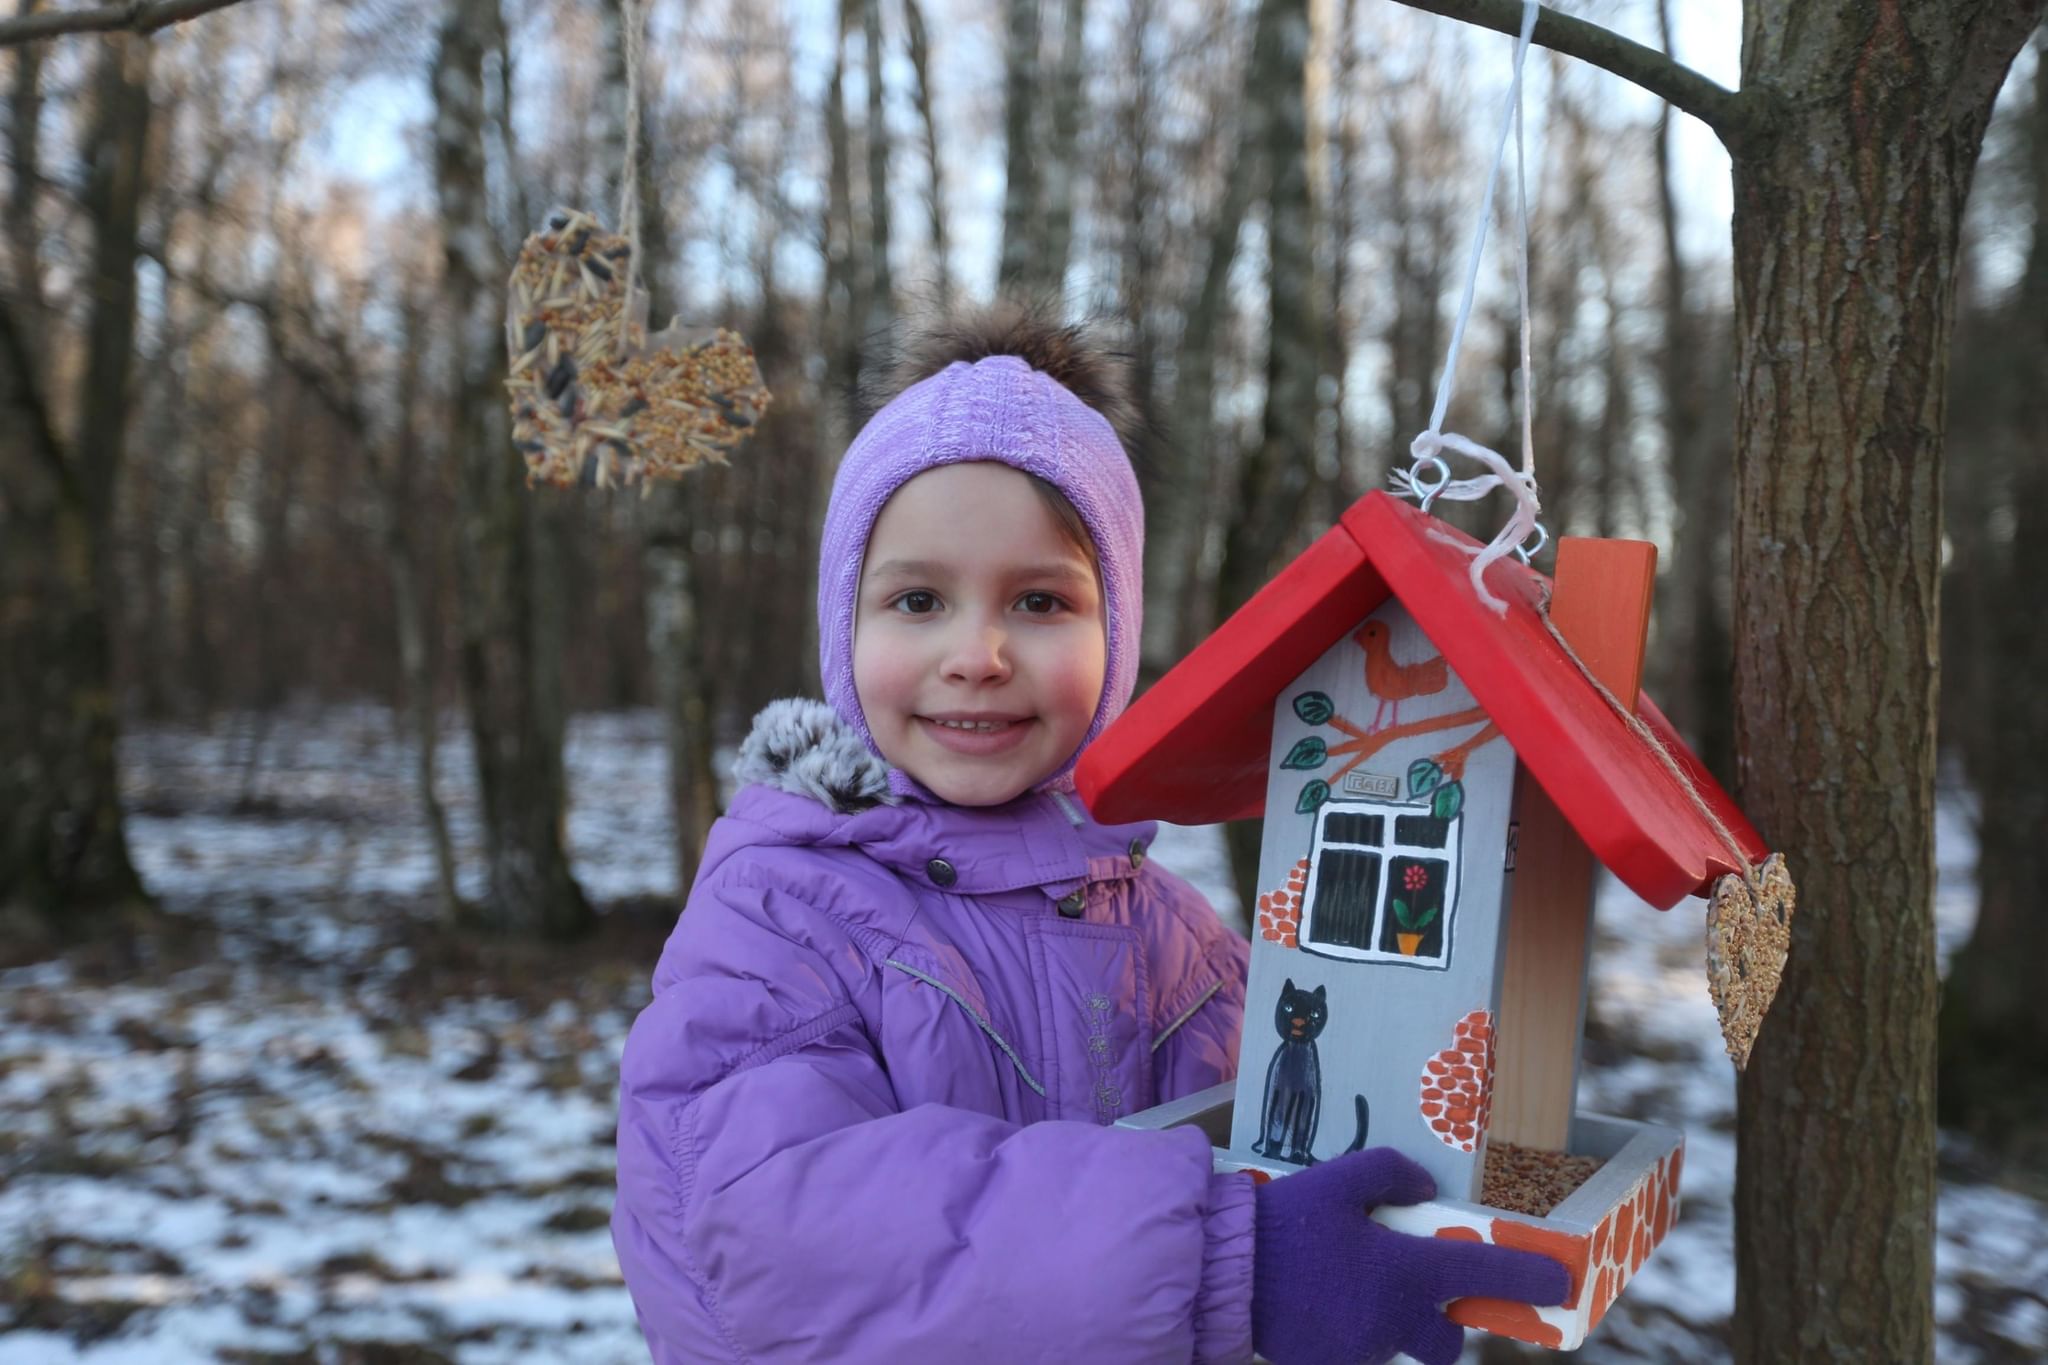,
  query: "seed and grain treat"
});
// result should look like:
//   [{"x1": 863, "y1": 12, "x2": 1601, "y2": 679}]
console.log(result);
[{"x1": 505, "y1": 207, "x2": 771, "y2": 490}]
